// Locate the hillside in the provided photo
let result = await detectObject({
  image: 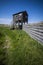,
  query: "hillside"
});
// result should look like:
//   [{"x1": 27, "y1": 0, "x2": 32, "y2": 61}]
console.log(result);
[{"x1": 0, "y1": 26, "x2": 43, "y2": 65}]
